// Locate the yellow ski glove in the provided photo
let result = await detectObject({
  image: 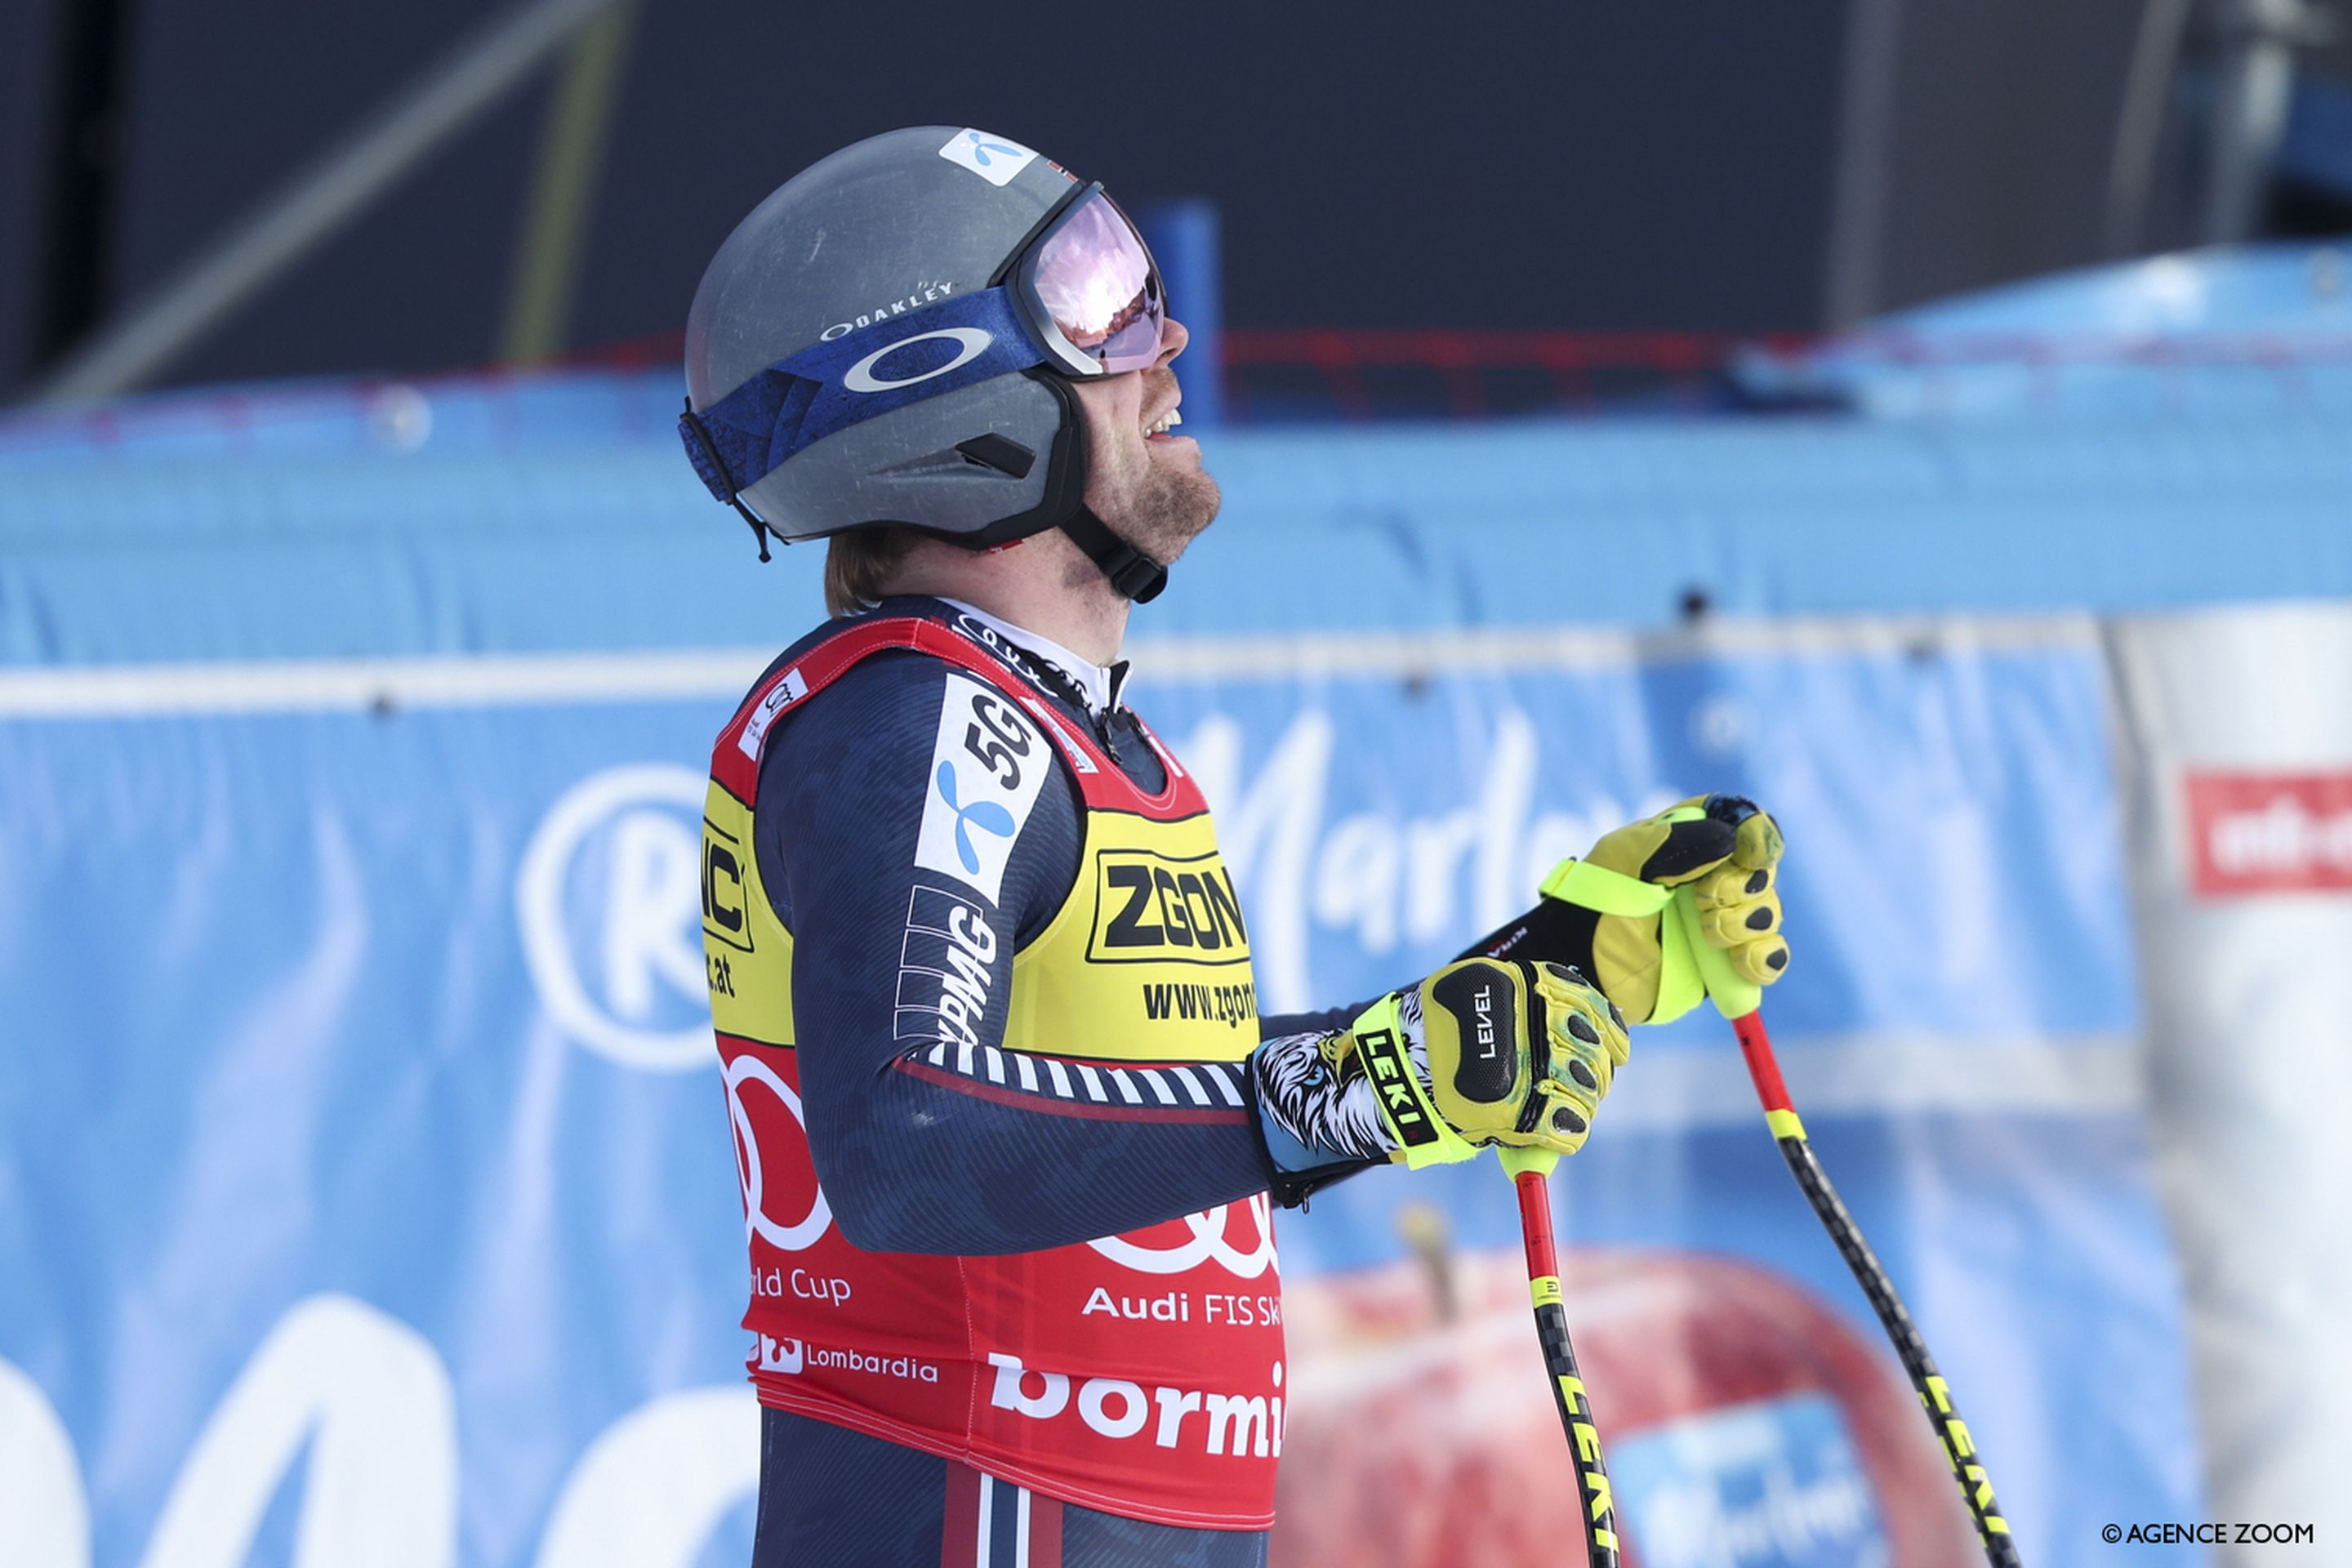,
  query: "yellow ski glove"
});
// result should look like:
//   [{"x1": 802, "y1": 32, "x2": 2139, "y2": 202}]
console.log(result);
[
  {"x1": 1539, "y1": 794, "x2": 1789, "y2": 1024},
  {"x1": 1334, "y1": 958, "x2": 1631, "y2": 1166}
]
